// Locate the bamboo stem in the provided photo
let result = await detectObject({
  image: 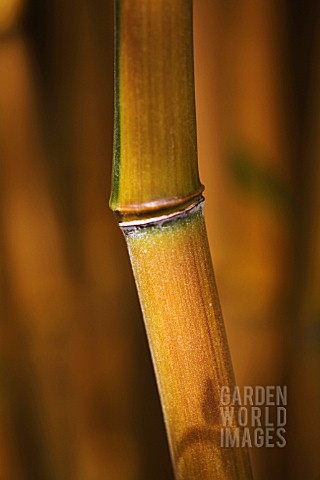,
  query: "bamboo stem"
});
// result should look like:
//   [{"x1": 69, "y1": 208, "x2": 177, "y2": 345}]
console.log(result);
[{"x1": 110, "y1": 1, "x2": 252, "y2": 478}]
